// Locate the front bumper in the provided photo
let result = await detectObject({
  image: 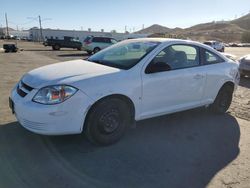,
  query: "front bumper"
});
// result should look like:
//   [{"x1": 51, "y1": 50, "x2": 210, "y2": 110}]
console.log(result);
[{"x1": 10, "y1": 85, "x2": 92, "y2": 135}]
